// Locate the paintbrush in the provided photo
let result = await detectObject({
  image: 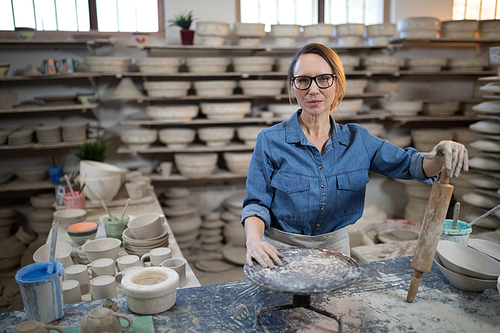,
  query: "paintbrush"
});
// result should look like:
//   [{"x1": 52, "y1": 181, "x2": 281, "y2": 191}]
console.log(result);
[
  {"x1": 78, "y1": 173, "x2": 87, "y2": 195},
  {"x1": 64, "y1": 174, "x2": 75, "y2": 197},
  {"x1": 96, "y1": 192, "x2": 113, "y2": 220},
  {"x1": 120, "y1": 198, "x2": 131, "y2": 222},
  {"x1": 47, "y1": 220, "x2": 59, "y2": 275}
]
